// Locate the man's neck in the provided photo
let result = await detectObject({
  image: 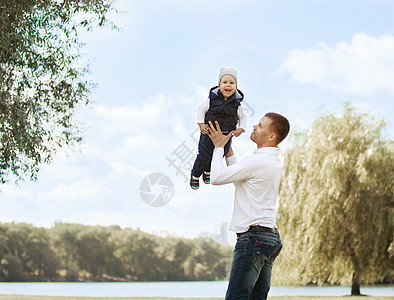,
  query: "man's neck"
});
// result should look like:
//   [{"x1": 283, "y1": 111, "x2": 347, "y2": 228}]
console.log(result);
[{"x1": 257, "y1": 143, "x2": 278, "y2": 149}]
